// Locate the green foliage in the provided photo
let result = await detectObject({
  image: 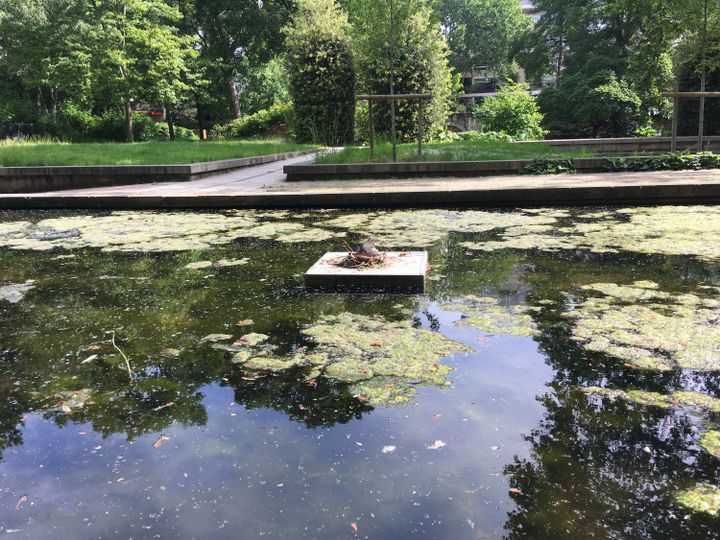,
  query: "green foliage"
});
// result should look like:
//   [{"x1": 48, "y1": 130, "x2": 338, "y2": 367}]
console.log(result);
[
  {"x1": 350, "y1": 0, "x2": 455, "y2": 142},
  {"x1": 521, "y1": 158, "x2": 576, "y2": 175},
  {"x1": 539, "y1": 71, "x2": 643, "y2": 137},
  {"x1": 434, "y1": 130, "x2": 517, "y2": 143},
  {"x1": 438, "y1": 0, "x2": 531, "y2": 74},
  {"x1": 603, "y1": 152, "x2": 720, "y2": 172},
  {"x1": 474, "y1": 84, "x2": 545, "y2": 140},
  {"x1": 521, "y1": 152, "x2": 720, "y2": 175},
  {"x1": 210, "y1": 103, "x2": 293, "y2": 140},
  {"x1": 523, "y1": 0, "x2": 677, "y2": 136},
  {"x1": 285, "y1": 0, "x2": 355, "y2": 146},
  {"x1": 238, "y1": 58, "x2": 291, "y2": 116}
]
